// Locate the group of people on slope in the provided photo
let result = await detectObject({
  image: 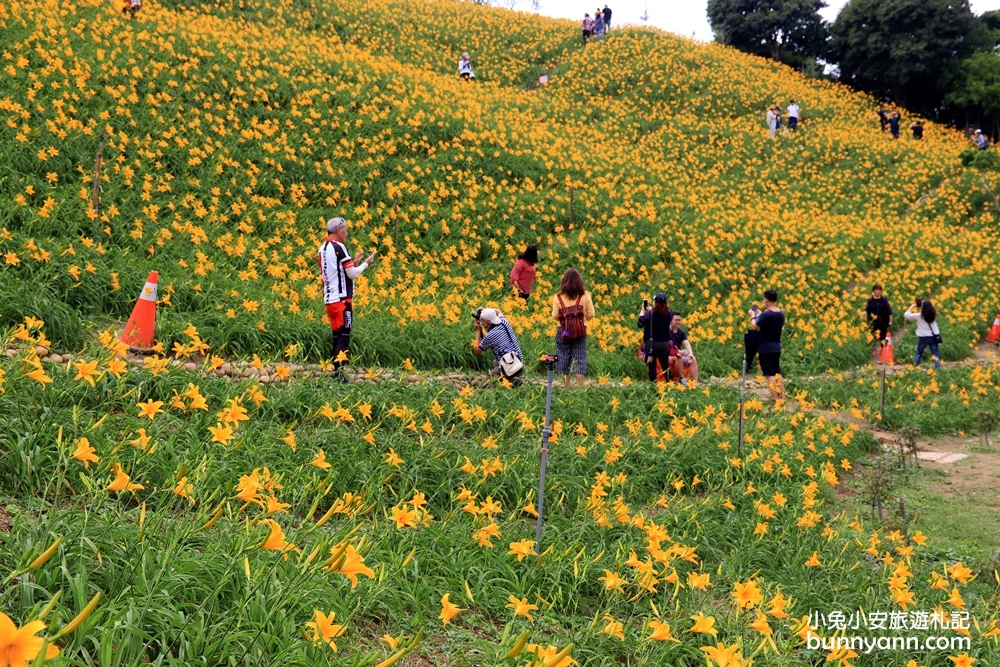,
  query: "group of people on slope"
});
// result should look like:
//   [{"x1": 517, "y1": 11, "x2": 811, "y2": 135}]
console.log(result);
[
  {"x1": 637, "y1": 294, "x2": 700, "y2": 385},
  {"x1": 505, "y1": 245, "x2": 705, "y2": 388},
  {"x1": 582, "y1": 5, "x2": 612, "y2": 44},
  {"x1": 863, "y1": 284, "x2": 944, "y2": 369},
  {"x1": 766, "y1": 100, "x2": 801, "y2": 137},
  {"x1": 877, "y1": 107, "x2": 924, "y2": 140},
  {"x1": 315, "y1": 217, "x2": 947, "y2": 393},
  {"x1": 471, "y1": 246, "x2": 597, "y2": 388}
]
